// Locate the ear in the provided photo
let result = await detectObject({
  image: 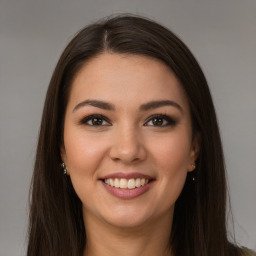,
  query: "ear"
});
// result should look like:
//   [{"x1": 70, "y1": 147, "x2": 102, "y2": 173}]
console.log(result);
[
  {"x1": 60, "y1": 145, "x2": 71, "y2": 175},
  {"x1": 60, "y1": 144, "x2": 67, "y2": 165},
  {"x1": 188, "y1": 132, "x2": 201, "y2": 172}
]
